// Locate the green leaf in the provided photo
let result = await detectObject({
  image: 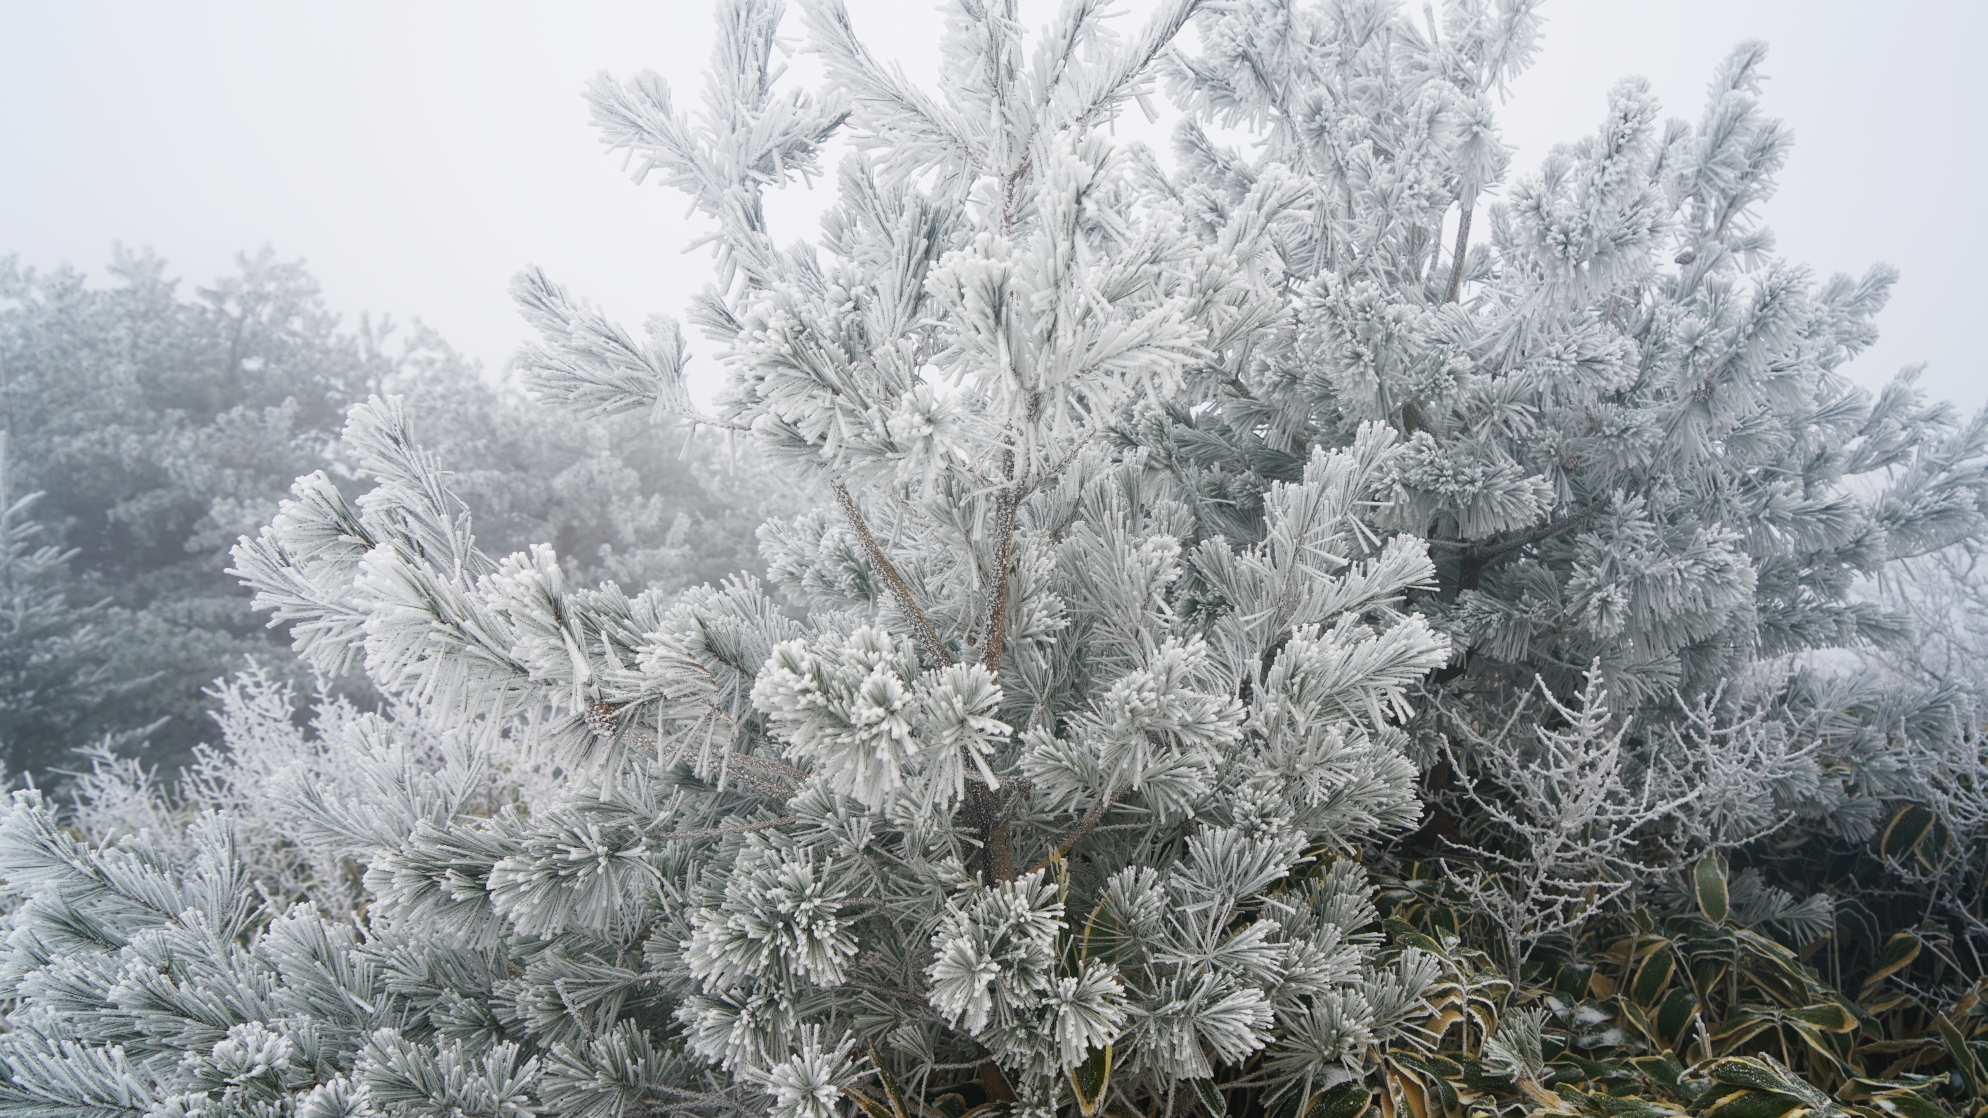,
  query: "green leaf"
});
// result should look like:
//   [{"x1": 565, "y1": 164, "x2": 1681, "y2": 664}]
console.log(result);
[
  {"x1": 1067, "y1": 1046, "x2": 1113, "y2": 1118},
  {"x1": 1695, "y1": 854, "x2": 1730, "y2": 925},
  {"x1": 1306, "y1": 1081, "x2": 1370, "y2": 1118},
  {"x1": 1632, "y1": 945, "x2": 1675, "y2": 1007},
  {"x1": 1700, "y1": 1090, "x2": 1803, "y2": 1118},
  {"x1": 1859, "y1": 933, "x2": 1921, "y2": 996},
  {"x1": 1191, "y1": 1079, "x2": 1225, "y2": 1118},
  {"x1": 1656, "y1": 988, "x2": 1699, "y2": 1047},
  {"x1": 1880, "y1": 805, "x2": 1938, "y2": 862}
]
